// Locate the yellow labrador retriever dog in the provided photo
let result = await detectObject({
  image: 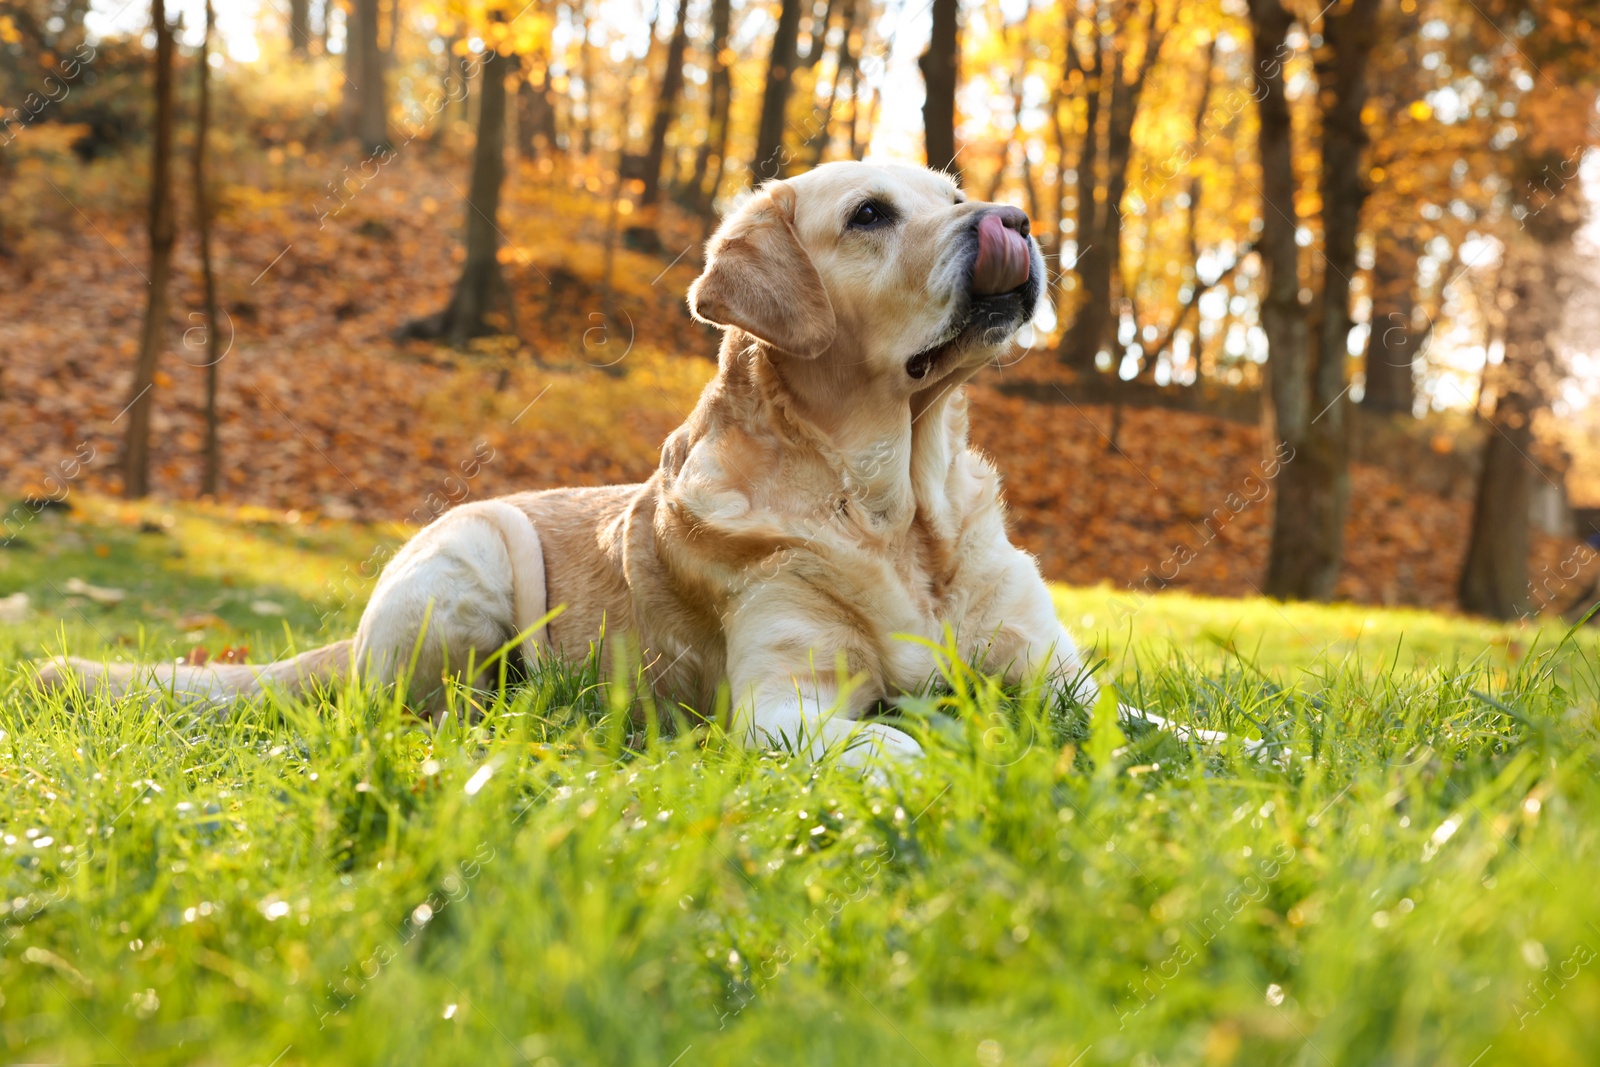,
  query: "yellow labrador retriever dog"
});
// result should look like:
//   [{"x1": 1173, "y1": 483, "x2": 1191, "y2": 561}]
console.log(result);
[{"x1": 40, "y1": 161, "x2": 1099, "y2": 764}]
